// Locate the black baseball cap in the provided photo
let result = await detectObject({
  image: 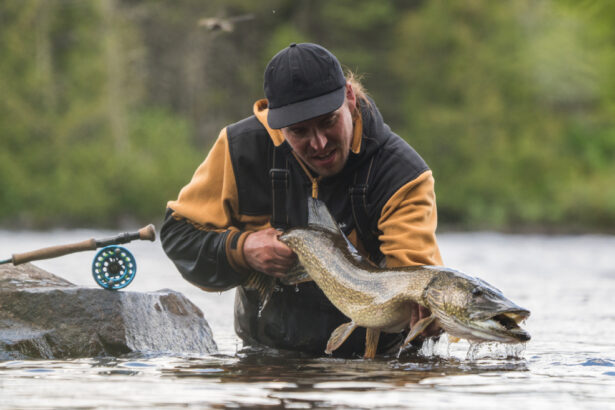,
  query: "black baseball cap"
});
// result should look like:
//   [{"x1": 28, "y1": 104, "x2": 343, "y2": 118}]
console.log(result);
[{"x1": 264, "y1": 43, "x2": 346, "y2": 129}]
